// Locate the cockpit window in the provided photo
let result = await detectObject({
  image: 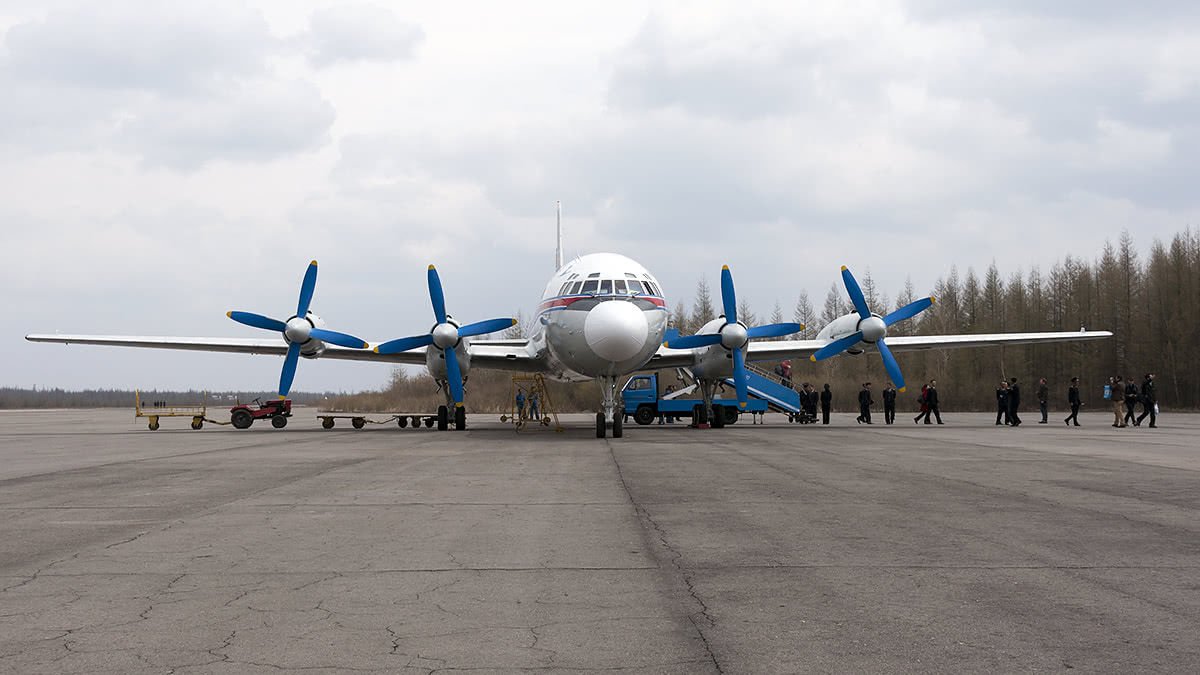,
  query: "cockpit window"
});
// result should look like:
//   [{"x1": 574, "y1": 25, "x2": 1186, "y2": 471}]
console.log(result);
[
  {"x1": 587, "y1": 272, "x2": 600, "y2": 278},
  {"x1": 626, "y1": 279, "x2": 644, "y2": 294},
  {"x1": 624, "y1": 272, "x2": 637, "y2": 278},
  {"x1": 569, "y1": 281, "x2": 583, "y2": 294},
  {"x1": 643, "y1": 282, "x2": 658, "y2": 296},
  {"x1": 581, "y1": 279, "x2": 598, "y2": 294},
  {"x1": 559, "y1": 282, "x2": 570, "y2": 295},
  {"x1": 613, "y1": 280, "x2": 627, "y2": 293},
  {"x1": 598, "y1": 279, "x2": 613, "y2": 294}
]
